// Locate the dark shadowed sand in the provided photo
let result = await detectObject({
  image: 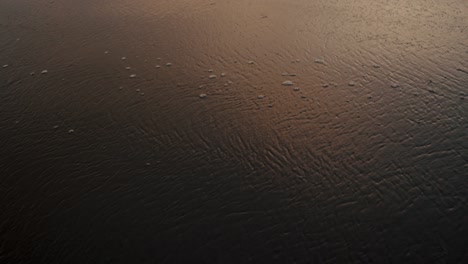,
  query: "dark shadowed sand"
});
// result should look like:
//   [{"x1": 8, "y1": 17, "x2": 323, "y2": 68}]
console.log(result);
[{"x1": 1, "y1": 0, "x2": 467, "y2": 263}]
